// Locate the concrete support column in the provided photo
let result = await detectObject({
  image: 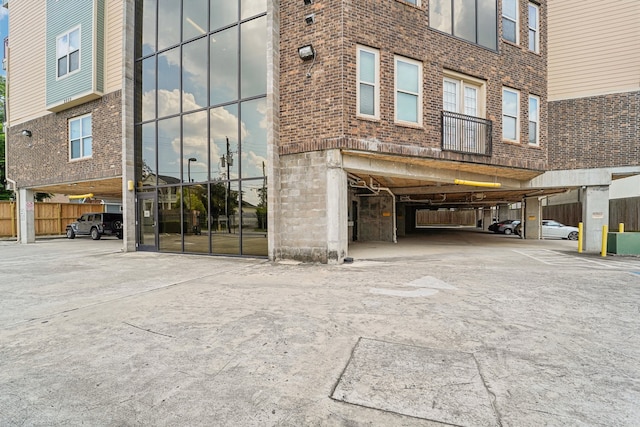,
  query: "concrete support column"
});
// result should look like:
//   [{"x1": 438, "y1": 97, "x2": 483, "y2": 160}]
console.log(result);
[
  {"x1": 523, "y1": 197, "x2": 542, "y2": 239},
  {"x1": 581, "y1": 186, "x2": 609, "y2": 253},
  {"x1": 498, "y1": 205, "x2": 510, "y2": 220},
  {"x1": 326, "y1": 150, "x2": 347, "y2": 264},
  {"x1": 18, "y1": 188, "x2": 36, "y2": 244},
  {"x1": 482, "y1": 209, "x2": 493, "y2": 230}
]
